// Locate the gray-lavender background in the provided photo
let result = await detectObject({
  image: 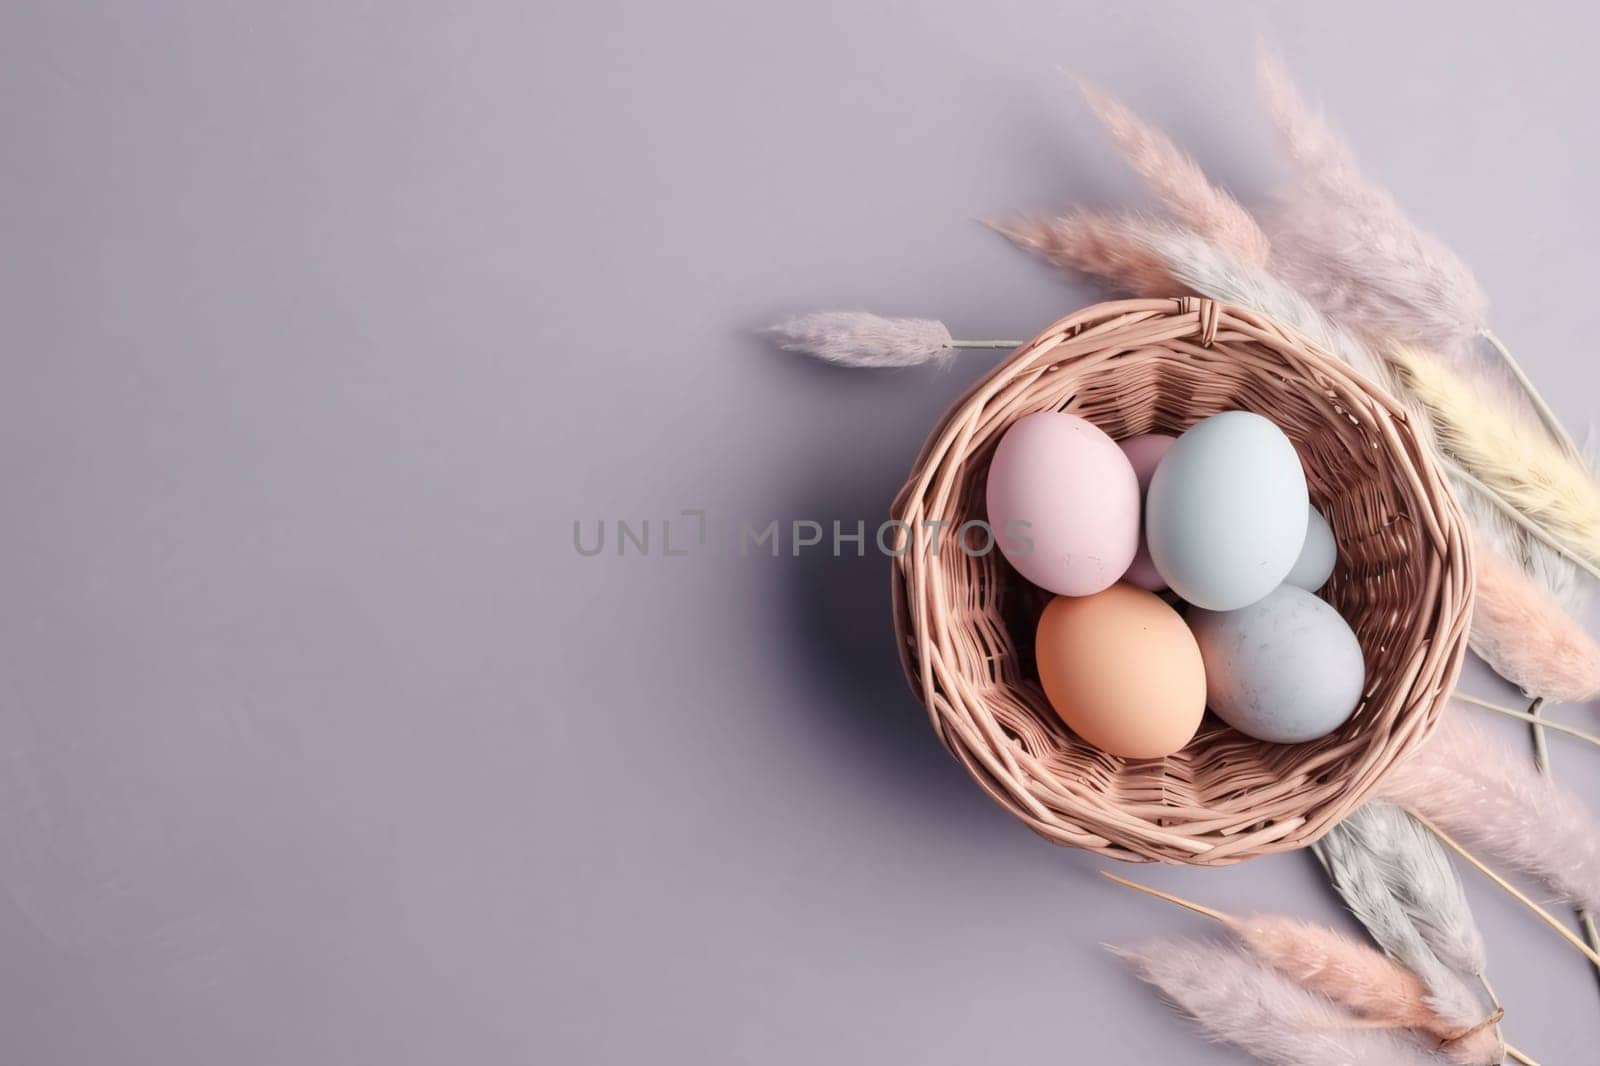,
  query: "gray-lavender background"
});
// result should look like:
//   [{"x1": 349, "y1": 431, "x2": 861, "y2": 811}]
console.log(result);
[{"x1": 5, "y1": 2, "x2": 1600, "y2": 1063}]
